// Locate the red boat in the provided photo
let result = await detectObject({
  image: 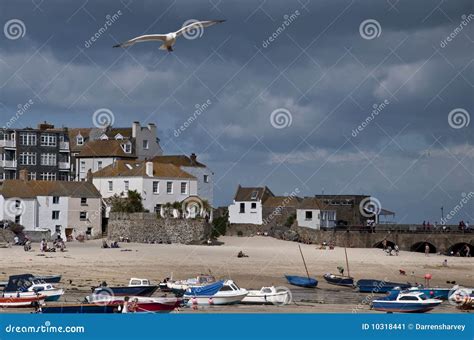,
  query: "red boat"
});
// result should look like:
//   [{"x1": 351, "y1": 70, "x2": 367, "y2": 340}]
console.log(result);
[
  {"x1": 86, "y1": 295, "x2": 181, "y2": 313},
  {"x1": 0, "y1": 295, "x2": 46, "y2": 308}
]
